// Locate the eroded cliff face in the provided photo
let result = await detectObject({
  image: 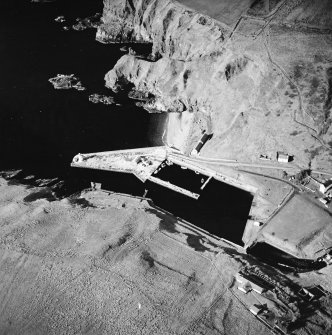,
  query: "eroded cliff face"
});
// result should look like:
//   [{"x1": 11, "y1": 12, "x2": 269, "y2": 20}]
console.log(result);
[
  {"x1": 98, "y1": 0, "x2": 332, "y2": 169},
  {"x1": 105, "y1": 52, "x2": 264, "y2": 151},
  {"x1": 97, "y1": 0, "x2": 228, "y2": 61},
  {"x1": 98, "y1": 0, "x2": 266, "y2": 153}
]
